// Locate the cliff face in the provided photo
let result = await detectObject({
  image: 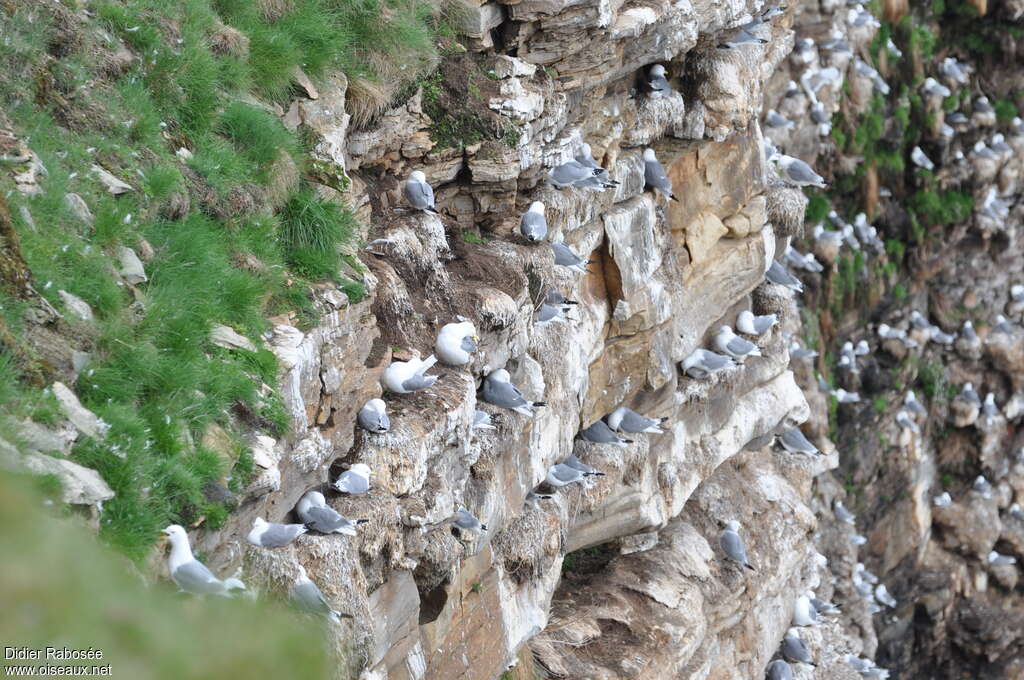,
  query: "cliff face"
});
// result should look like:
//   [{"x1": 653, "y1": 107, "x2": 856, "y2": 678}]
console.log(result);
[
  {"x1": 196, "y1": 0, "x2": 1024, "y2": 675},
  {"x1": 192, "y1": 1, "x2": 848, "y2": 678}
]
